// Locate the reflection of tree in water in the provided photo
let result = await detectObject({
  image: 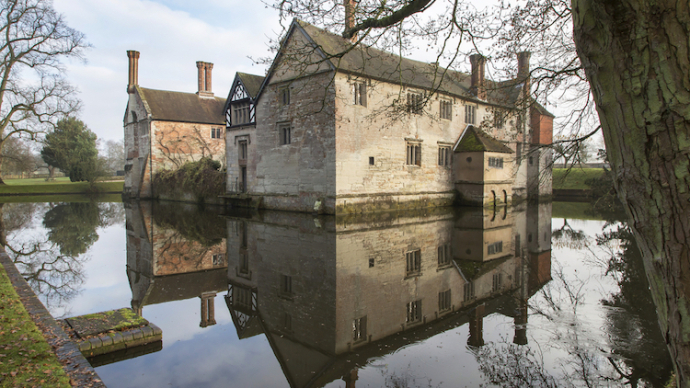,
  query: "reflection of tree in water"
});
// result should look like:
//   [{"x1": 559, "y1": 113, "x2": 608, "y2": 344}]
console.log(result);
[
  {"x1": 477, "y1": 219, "x2": 672, "y2": 387},
  {"x1": 1, "y1": 201, "x2": 124, "y2": 315},
  {"x1": 474, "y1": 342, "x2": 557, "y2": 388},
  {"x1": 43, "y1": 202, "x2": 101, "y2": 256},
  {"x1": 598, "y1": 224, "x2": 673, "y2": 387},
  {"x1": 551, "y1": 218, "x2": 589, "y2": 250},
  {"x1": 381, "y1": 364, "x2": 439, "y2": 388}
]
